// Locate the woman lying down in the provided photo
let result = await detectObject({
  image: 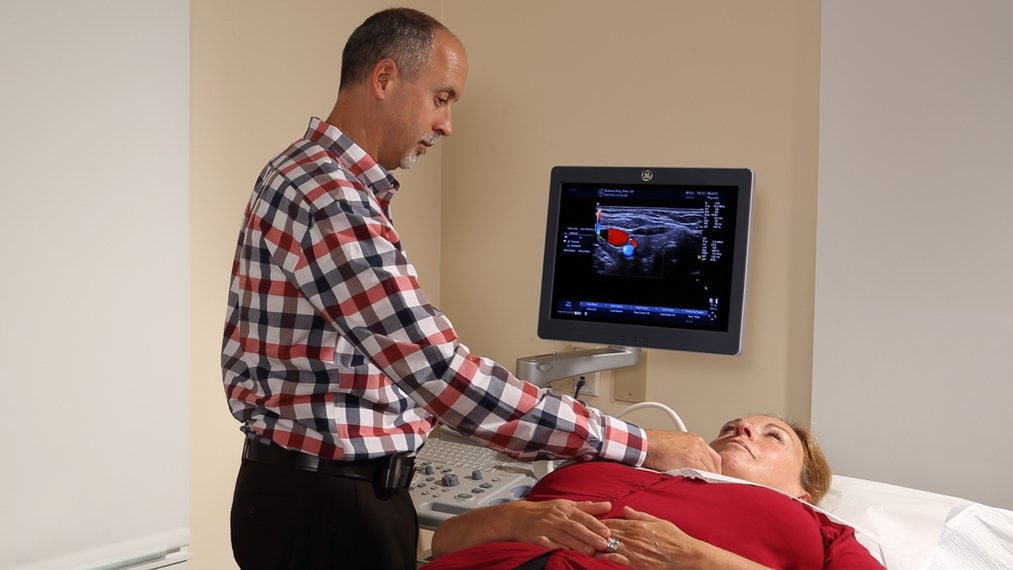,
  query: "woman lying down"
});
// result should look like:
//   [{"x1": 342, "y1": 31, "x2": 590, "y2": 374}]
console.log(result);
[{"x1": 422, "y1": 415, "x2": 884, "y2": 569}]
